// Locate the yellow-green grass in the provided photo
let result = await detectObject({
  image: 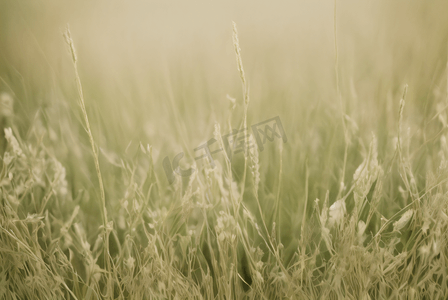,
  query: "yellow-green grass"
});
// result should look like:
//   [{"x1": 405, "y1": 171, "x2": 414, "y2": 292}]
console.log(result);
[{"x1": 1, "y1": 1, "x2": 448, "y2": 299}]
